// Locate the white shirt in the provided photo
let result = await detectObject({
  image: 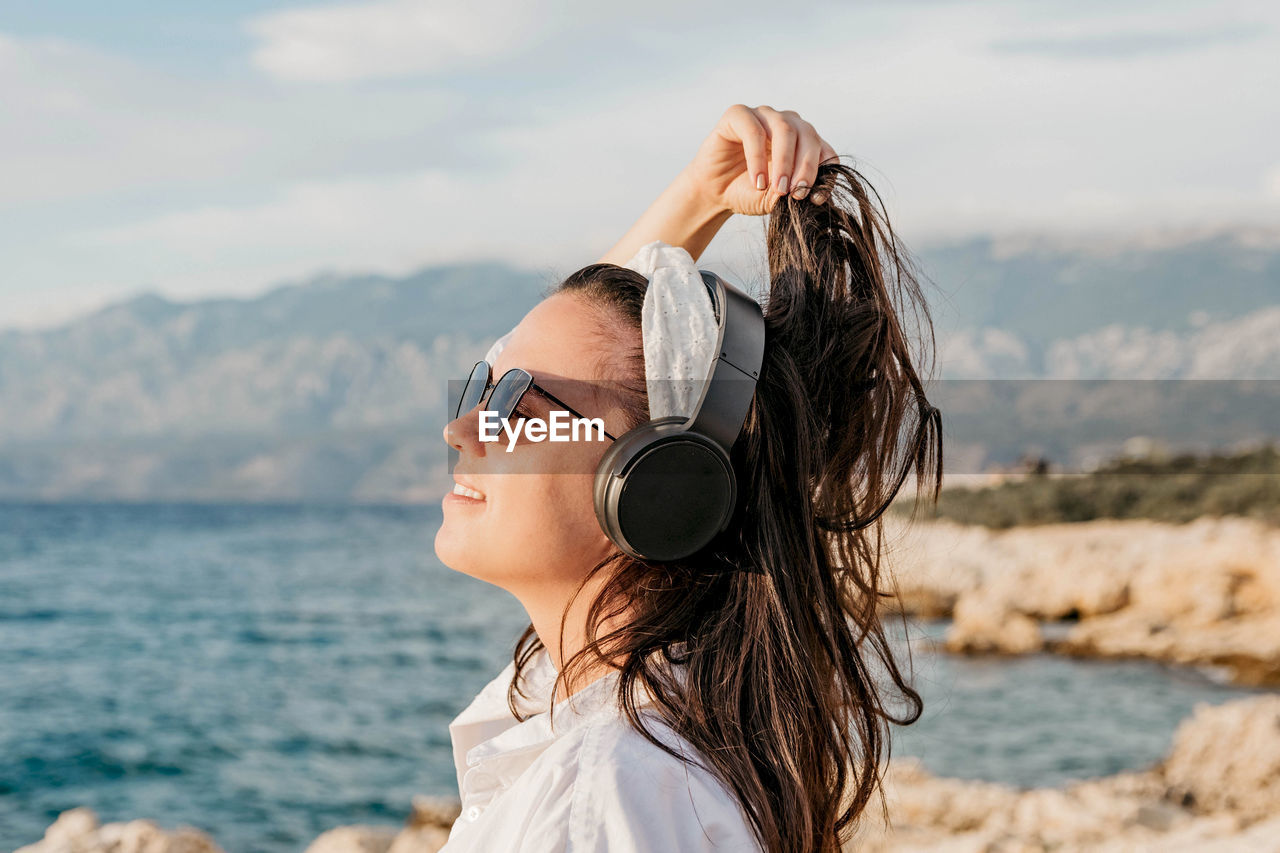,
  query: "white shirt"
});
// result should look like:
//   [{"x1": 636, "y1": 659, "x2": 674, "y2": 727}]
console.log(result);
[{"x1": 438, "y1": 646, "x2": 763, "y2": 852}]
